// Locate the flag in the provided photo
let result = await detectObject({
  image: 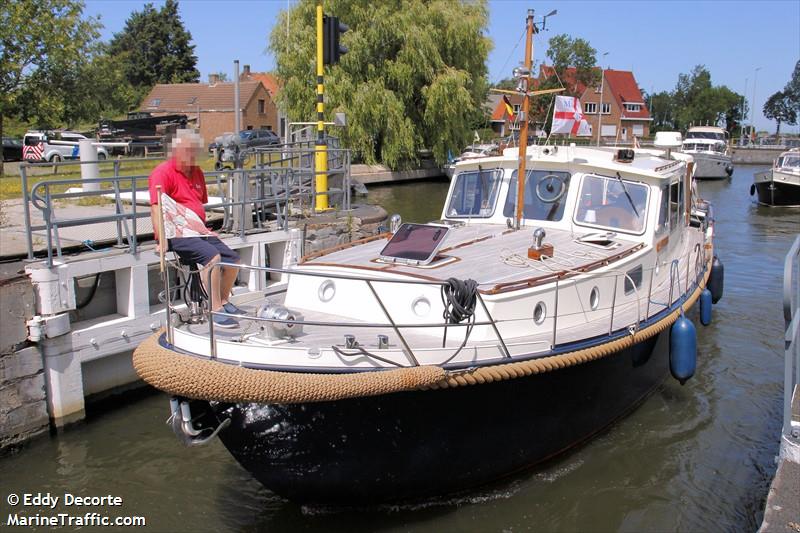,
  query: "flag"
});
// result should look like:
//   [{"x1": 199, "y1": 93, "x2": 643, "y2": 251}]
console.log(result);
[
  {"x1": 160, "y1": 193, "x2": 216, "y2": 239},
  {"x1": 502, "y1": 95, "x2": 516, "y2": 121},
  {"x1": 551, "y1": 95, "x2": 592, "y2": 136}
]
